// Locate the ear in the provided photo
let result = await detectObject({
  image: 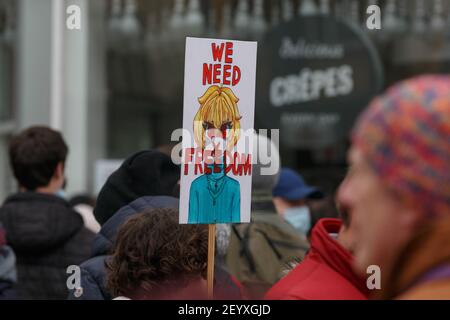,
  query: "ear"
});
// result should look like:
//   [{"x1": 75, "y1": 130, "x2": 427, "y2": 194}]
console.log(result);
[{"x1": 53, "y1": 162, "x2": 64, "y2": 180}]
